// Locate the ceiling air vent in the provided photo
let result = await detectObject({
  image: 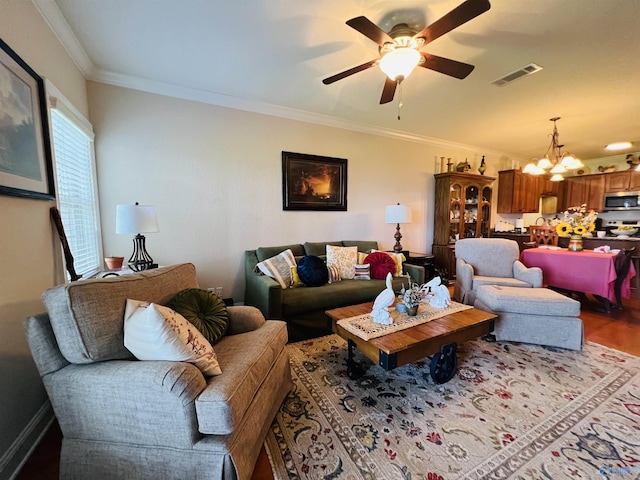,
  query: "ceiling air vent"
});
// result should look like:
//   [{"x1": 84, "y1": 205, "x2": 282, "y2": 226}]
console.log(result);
[{"x1": 491, "y1": 63, "x2": 543, "y2": 86}]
